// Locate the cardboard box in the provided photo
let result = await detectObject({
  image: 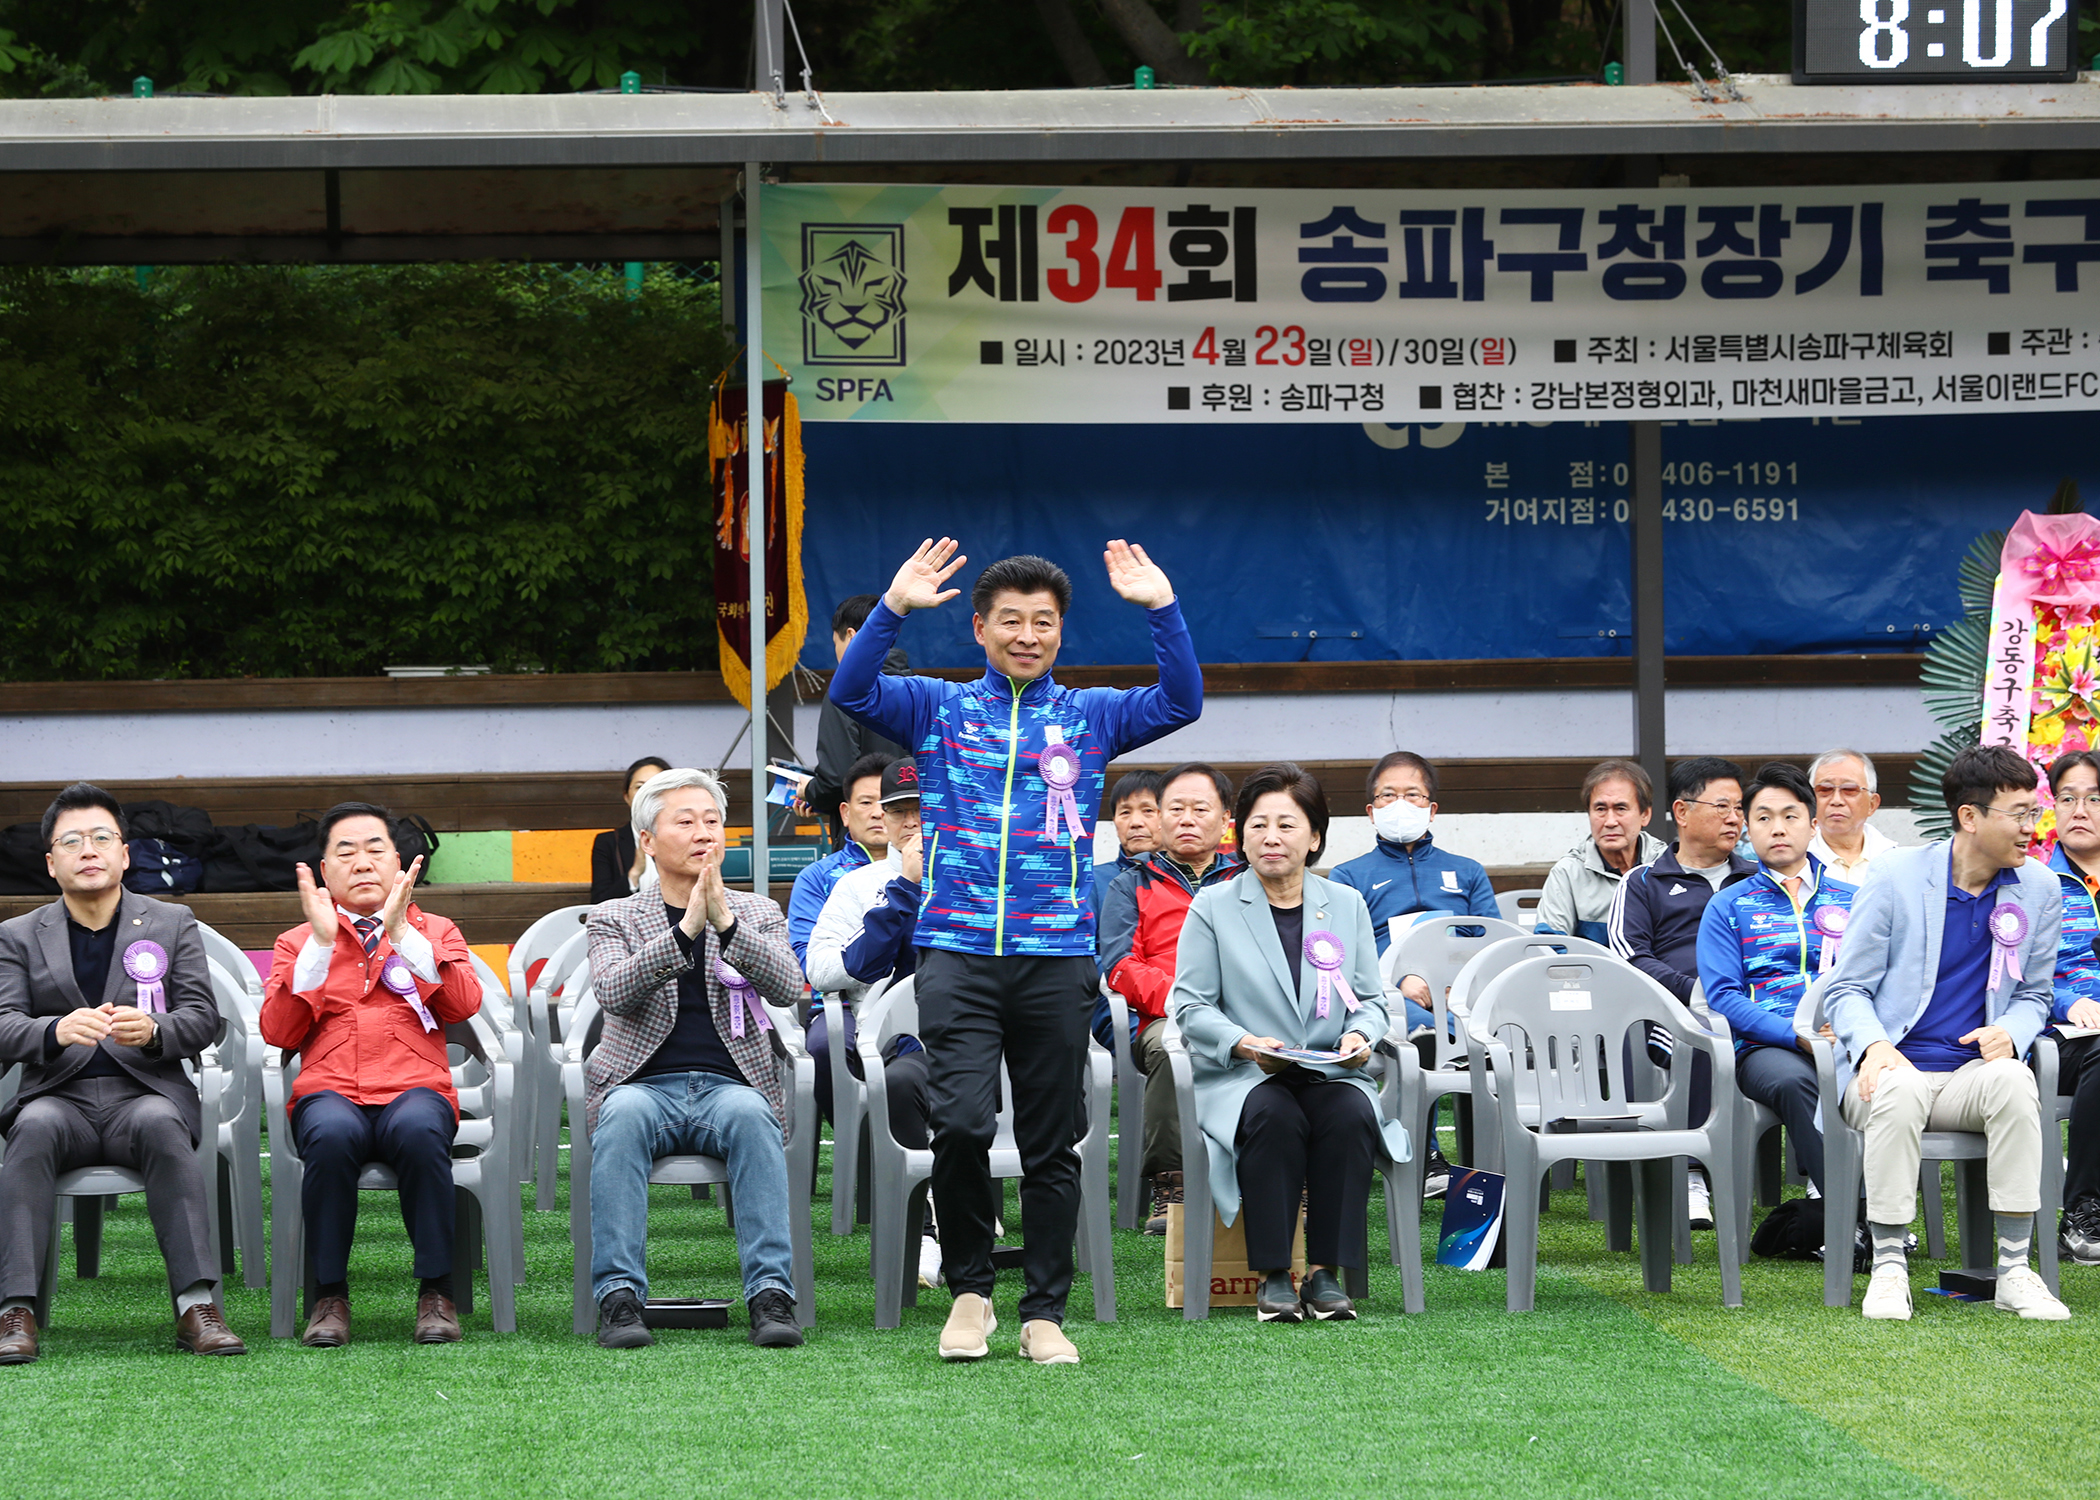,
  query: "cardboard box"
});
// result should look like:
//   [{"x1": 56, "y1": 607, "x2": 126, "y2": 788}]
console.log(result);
[{"x1": 1163, "y1": 1202, "x2": 1307, "y2": 1308}]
